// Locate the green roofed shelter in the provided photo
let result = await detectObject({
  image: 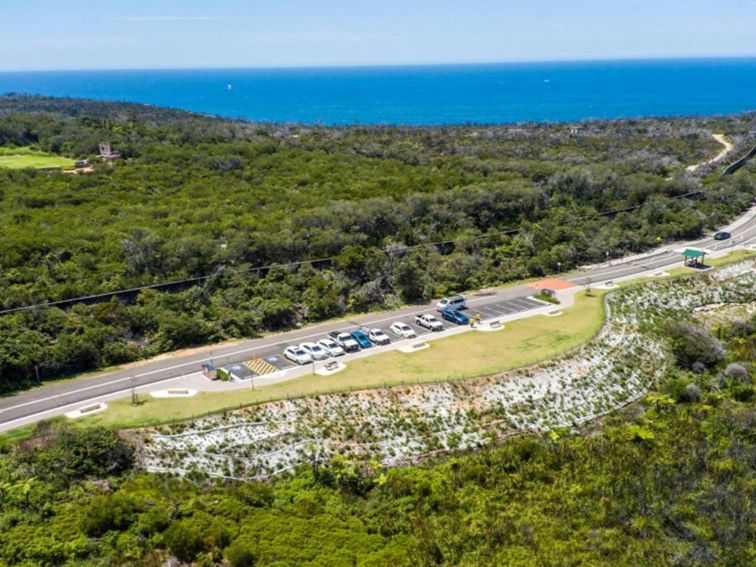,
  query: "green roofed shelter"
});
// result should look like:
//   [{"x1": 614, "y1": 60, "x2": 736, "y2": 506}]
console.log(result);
[{"x1": 681, "y1": 248, "x2": 707, "y2": 267}]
